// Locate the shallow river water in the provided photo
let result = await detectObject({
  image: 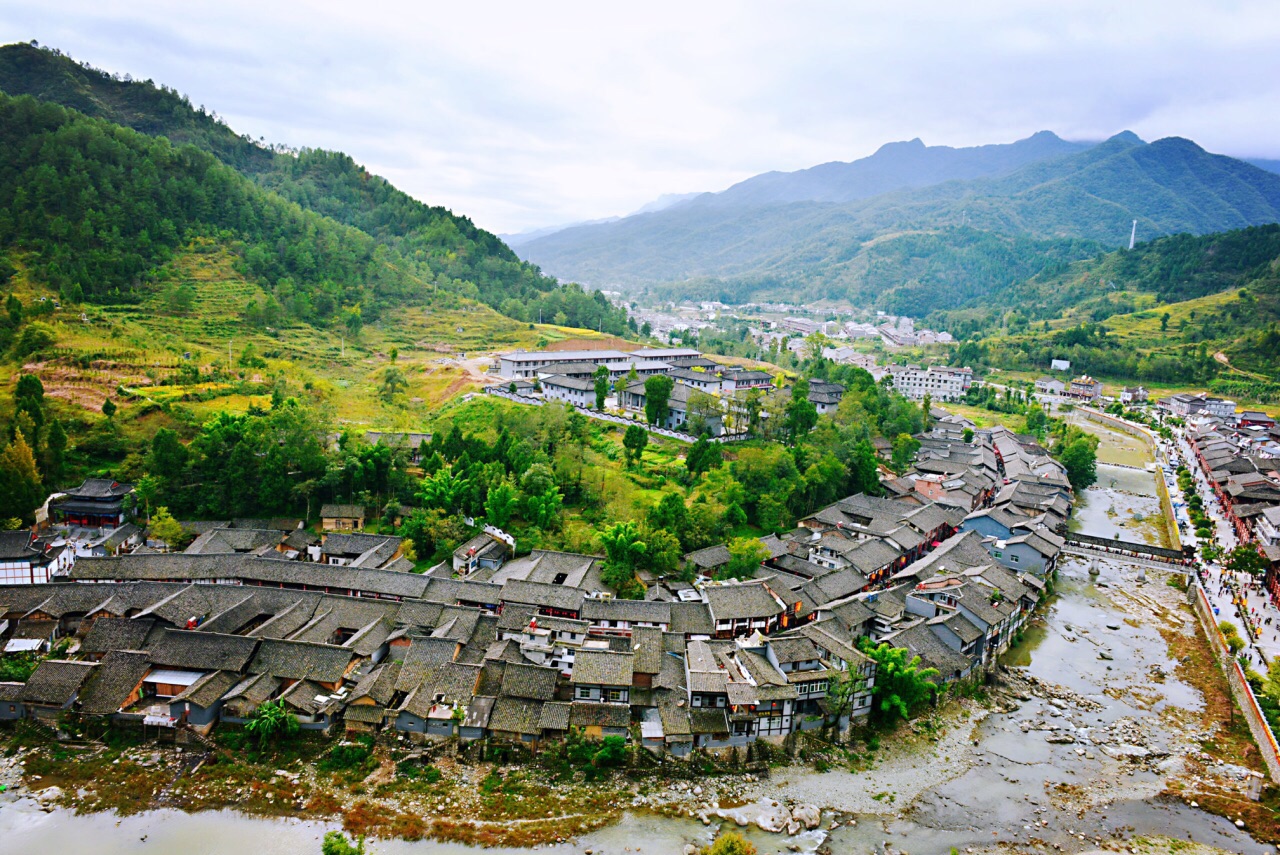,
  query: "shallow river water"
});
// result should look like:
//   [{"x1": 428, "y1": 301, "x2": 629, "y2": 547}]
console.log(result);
[{"x1": 0, "y1": 462, "x2": 1271, "y2": 853}]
